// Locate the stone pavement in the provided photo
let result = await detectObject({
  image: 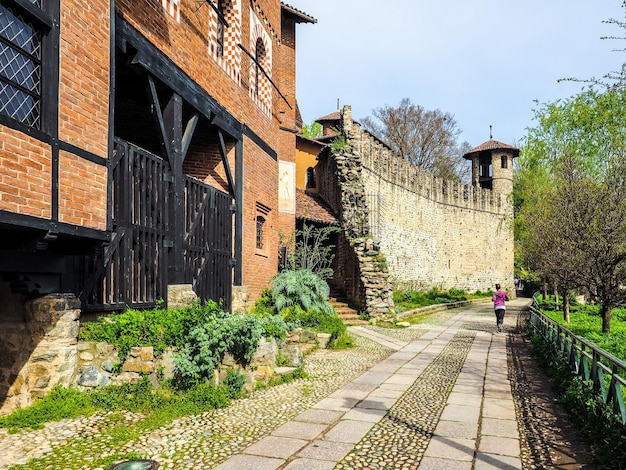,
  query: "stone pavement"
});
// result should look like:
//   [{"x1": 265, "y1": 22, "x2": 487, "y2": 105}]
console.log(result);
[
  {"x1": 214, "y1": 300, "x2": 527, "y2": 470},
  {"x1": 0, "y1": 300, "x2": 531, "y2": 469}
]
